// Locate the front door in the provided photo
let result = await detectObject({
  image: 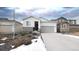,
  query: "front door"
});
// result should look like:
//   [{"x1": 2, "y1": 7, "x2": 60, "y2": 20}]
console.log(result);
[
  {"x1": 57, "y1": 24, "x2": 60, "y2": 33},
  {"x1": 33, "y1": 21, "x2": 38, "y2": 31}
]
